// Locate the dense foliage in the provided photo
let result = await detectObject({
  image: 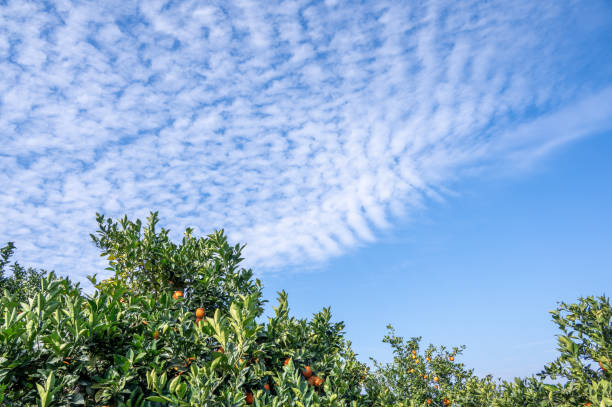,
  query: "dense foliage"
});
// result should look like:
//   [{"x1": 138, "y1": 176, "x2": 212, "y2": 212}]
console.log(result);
[{"x1": 0, "y1": 212, "x2": 609, "y2": 406}]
